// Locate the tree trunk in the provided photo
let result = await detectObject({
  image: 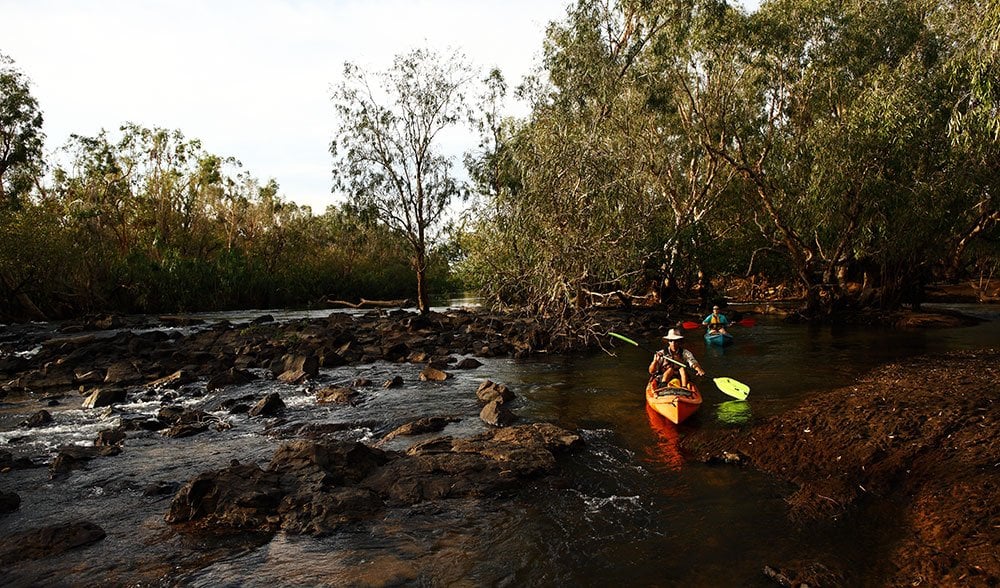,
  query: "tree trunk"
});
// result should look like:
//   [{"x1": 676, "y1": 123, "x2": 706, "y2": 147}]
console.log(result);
[
  {"x1": 415, "y1": 250, "x2": 430, "y2": 315},
  {"x1": 1, "y1": 269, "x2": 47, "y2": 321}
]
